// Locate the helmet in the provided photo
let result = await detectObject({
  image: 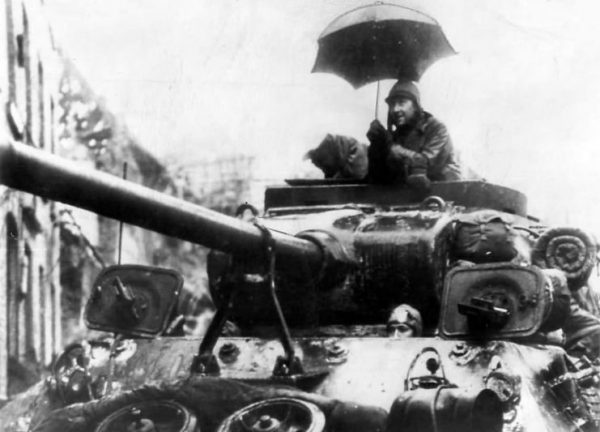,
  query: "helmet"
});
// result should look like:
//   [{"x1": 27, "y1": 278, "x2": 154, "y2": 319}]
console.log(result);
[
  {"x1": 387, "y1": 304, "x2": 423, "y2": 337},
  {"x1": 385, "y1": 80, "x2": 421, "y2": 108}
]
